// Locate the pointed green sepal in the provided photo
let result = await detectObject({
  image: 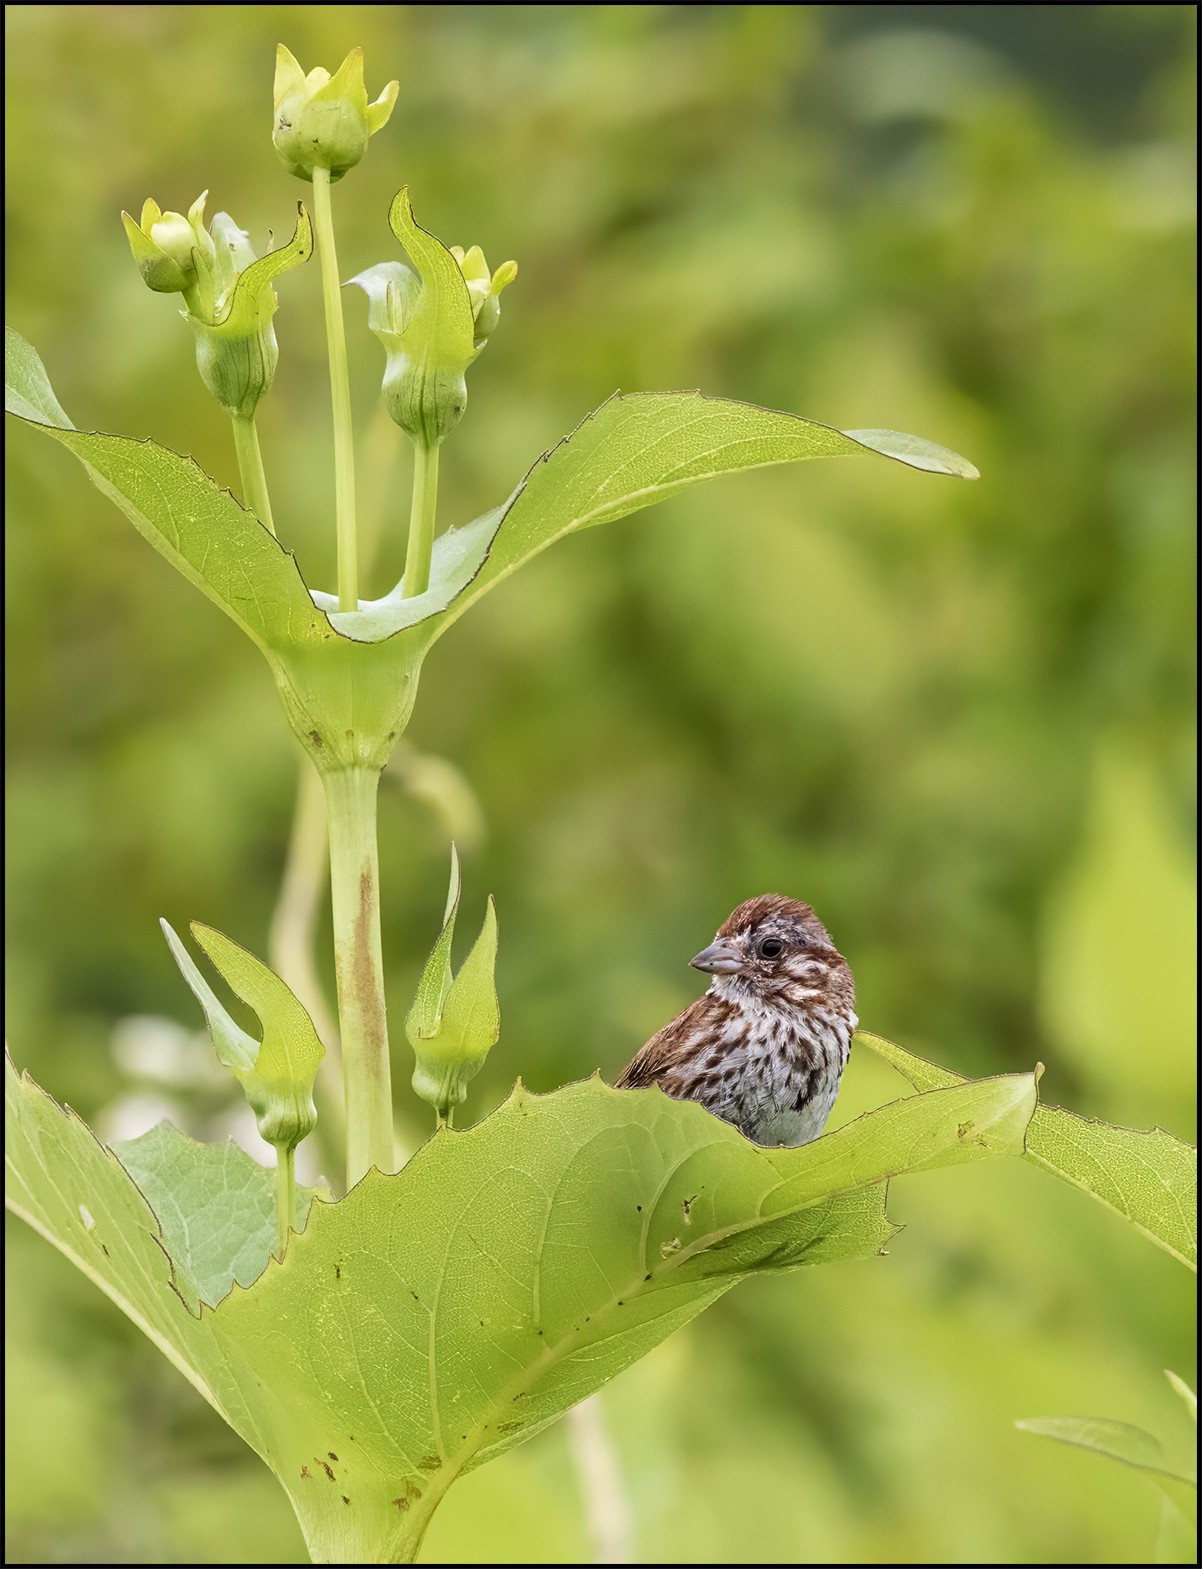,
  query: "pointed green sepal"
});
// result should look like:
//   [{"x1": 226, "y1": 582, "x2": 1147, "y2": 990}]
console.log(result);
[
  {"x1": 406, "y1": 843, "x2": 462, "y2": 1041},
  {"x1": 437, "y1": 896, "x2": 499, "y2": 1061},
  {"x1": 405, "y1": 849, "x2": 499, "y2": 1122},
  {"x1": 350, "y1": 187, "x2": 482, "y2": 448},
  {"x1": 160, "y1": 918, "x2": 258, "y2": 1073},
  {"x1": 161, "y1": 918, "x2": 324, "y2": 1153},
  {"x1": 187, "y1": 204, "x2": 312, "y2": 417}
]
